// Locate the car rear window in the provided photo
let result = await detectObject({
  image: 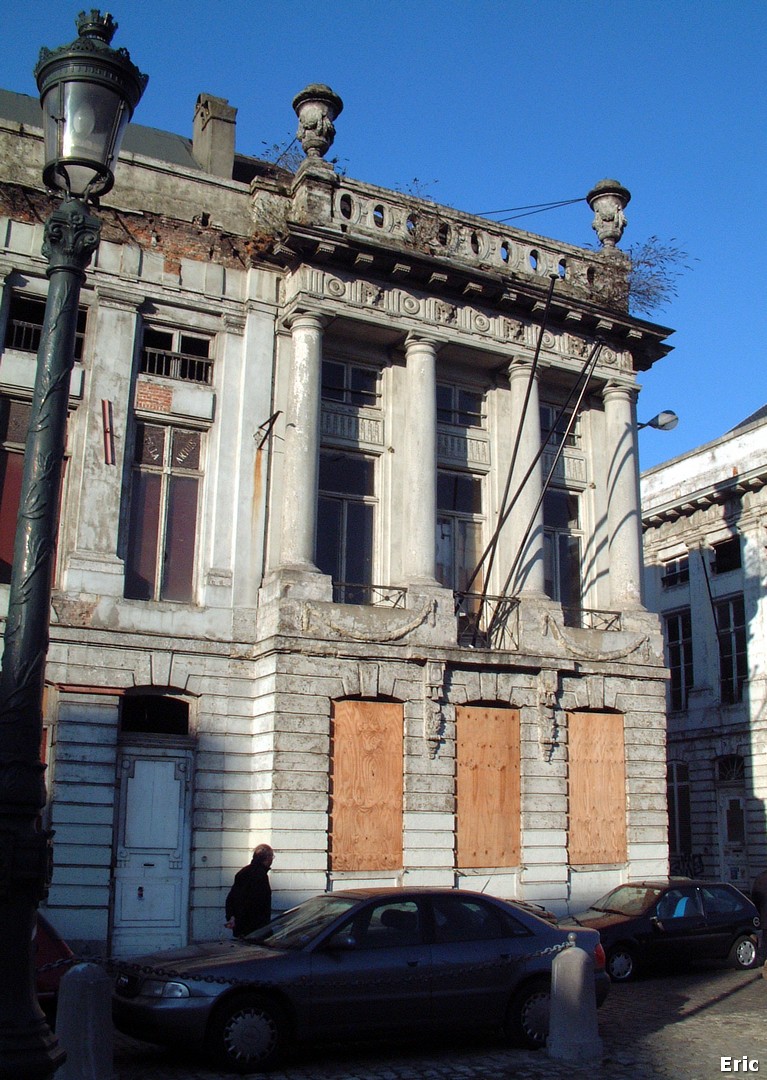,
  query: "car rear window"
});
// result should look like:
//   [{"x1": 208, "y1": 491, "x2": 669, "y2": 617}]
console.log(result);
[{"x1": 700, "y1": 885, "x2": 749, "y2": 915}]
